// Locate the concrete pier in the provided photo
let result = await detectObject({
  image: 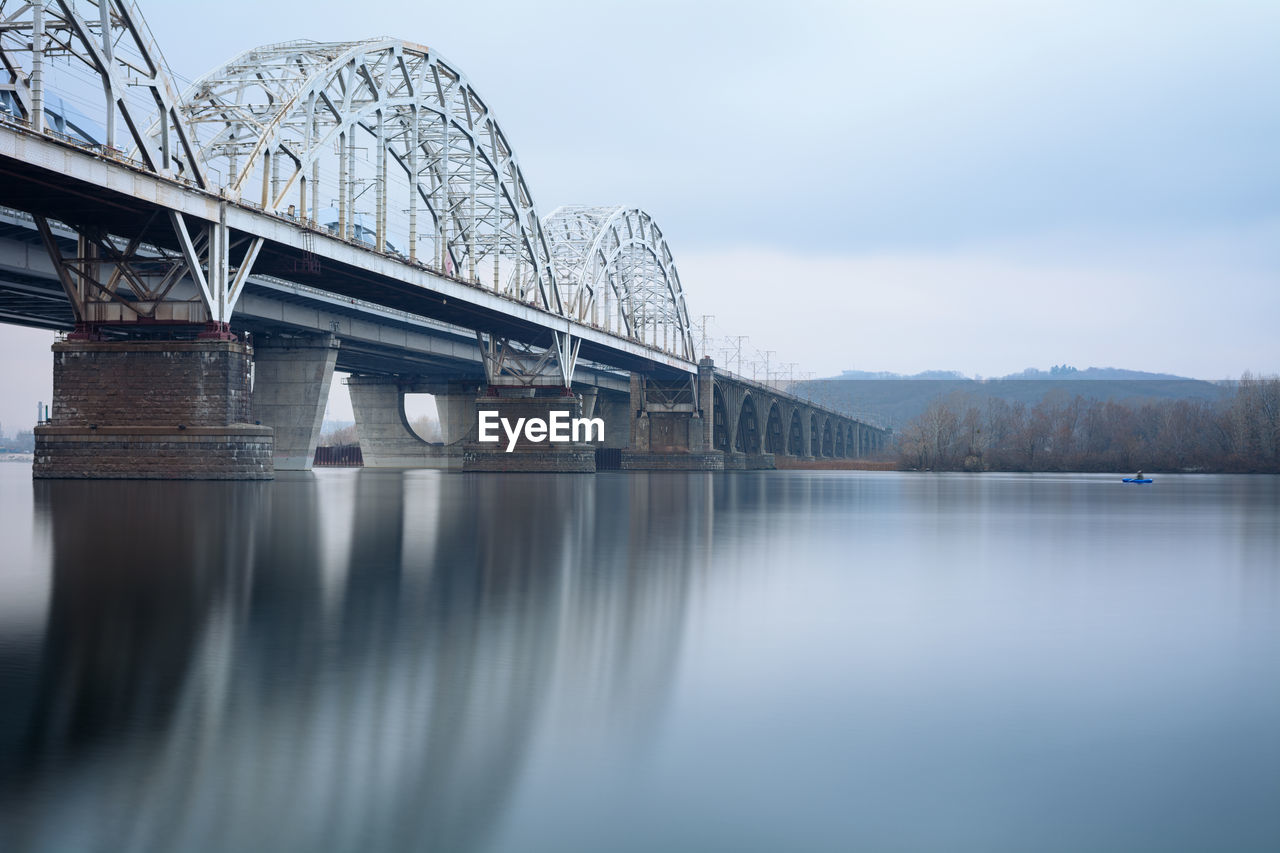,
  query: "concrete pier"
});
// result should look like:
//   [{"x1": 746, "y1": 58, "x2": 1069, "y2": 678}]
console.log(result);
[
  {"x1": 347, "y1": 375, "x2": 467, "y2": 469},
  {"x1": 433, "y1": 381, "x2": 480, "y2": 446},
  {"x1": 34, "y1": 339, "x2": 272, "y2": 480},
  {"x1": 251, "y1": 333, "x2": 339, "y2": 470}
]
